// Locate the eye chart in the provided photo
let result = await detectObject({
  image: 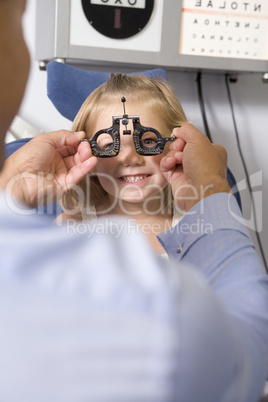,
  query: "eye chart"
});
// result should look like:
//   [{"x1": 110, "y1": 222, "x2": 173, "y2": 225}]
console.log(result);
[{"x1": 179, "y1": 0, "x2": 268, "y2": 60}]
